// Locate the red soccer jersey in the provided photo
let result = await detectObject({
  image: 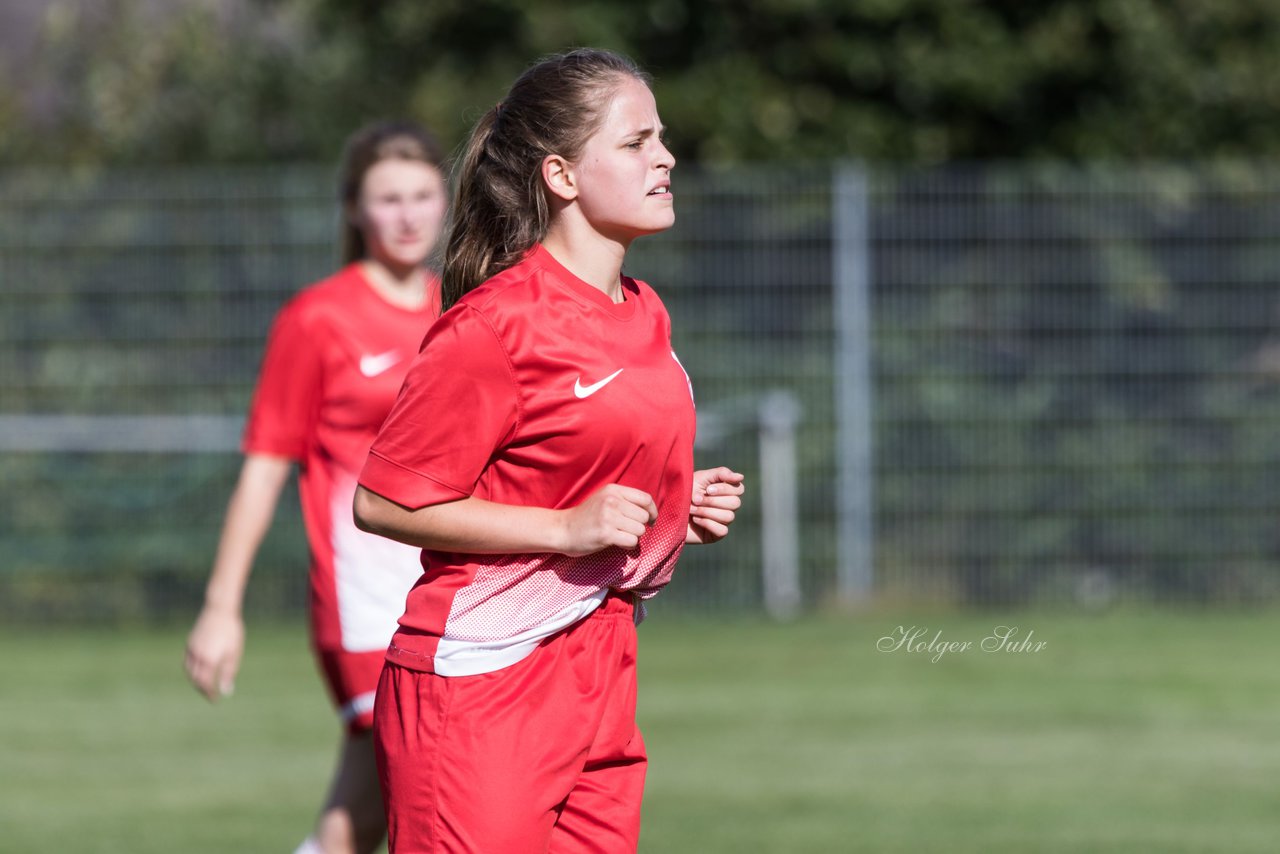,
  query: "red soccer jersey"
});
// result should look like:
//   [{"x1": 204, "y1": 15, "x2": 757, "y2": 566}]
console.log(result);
[
  {"x1": 360, "y1": 244, "x2": 697, "y2": 676},
  {"x1": 243, "y1": 264, "x2": 439, "y2": 652}
]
